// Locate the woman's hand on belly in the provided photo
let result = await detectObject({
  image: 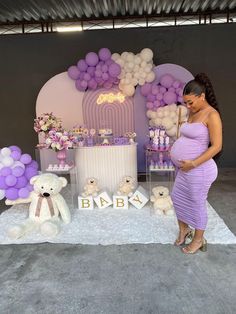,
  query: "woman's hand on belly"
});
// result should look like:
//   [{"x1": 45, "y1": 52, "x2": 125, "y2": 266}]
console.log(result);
[{"x1": 179, "y1": 159, "x2": 196, "y2": 172}]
